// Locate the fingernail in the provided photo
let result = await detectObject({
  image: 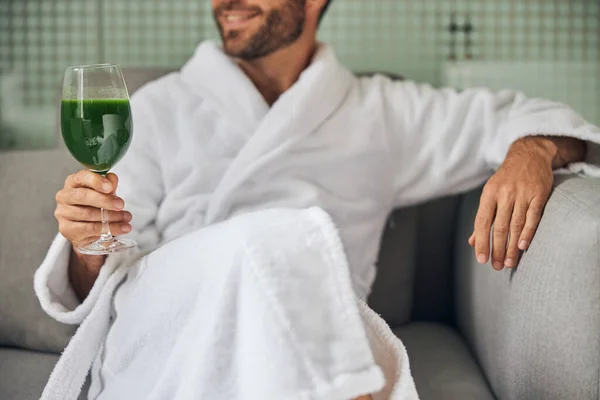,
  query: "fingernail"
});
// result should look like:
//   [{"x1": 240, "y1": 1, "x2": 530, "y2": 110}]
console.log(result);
[
  {"x1": 505, "y1": 258, "x2": 515, "y2": 268},
  {"x1": 102, "y1": 182, "x2": 112, "y2": 192},
  {"x1": 492, "y1": 261, "x2": 503, "y2": 270},
  {"x1": 124, "y1": 212, "x2": 132, "y2": 222},
  {"x1": 477, "y1": 254, "x2": 487, "y2": 264},
  {"x1": 113, "y1": 199, "x2": 124, "y2": 209},
  {"x1": 519, "y1": 240, "x2": 528, "y2": 250},
  {"x1": 122, "y1": 224, "x2": 131, "y2": 233}
]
